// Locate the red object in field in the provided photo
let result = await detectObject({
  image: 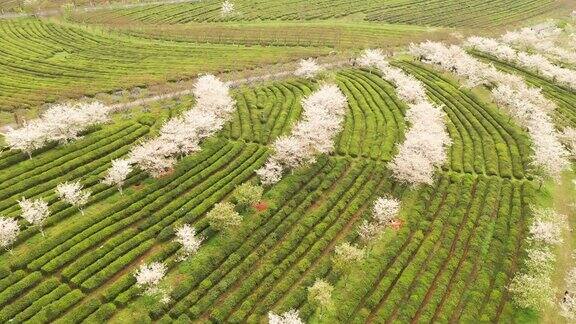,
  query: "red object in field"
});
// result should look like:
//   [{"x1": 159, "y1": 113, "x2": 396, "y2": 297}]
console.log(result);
[
  {"x1": 254, "y1": 201, "x2": 268, "y2": 212},
  {"x1": 390, "y1": 220, "x2": 403, "y2": 230}
]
